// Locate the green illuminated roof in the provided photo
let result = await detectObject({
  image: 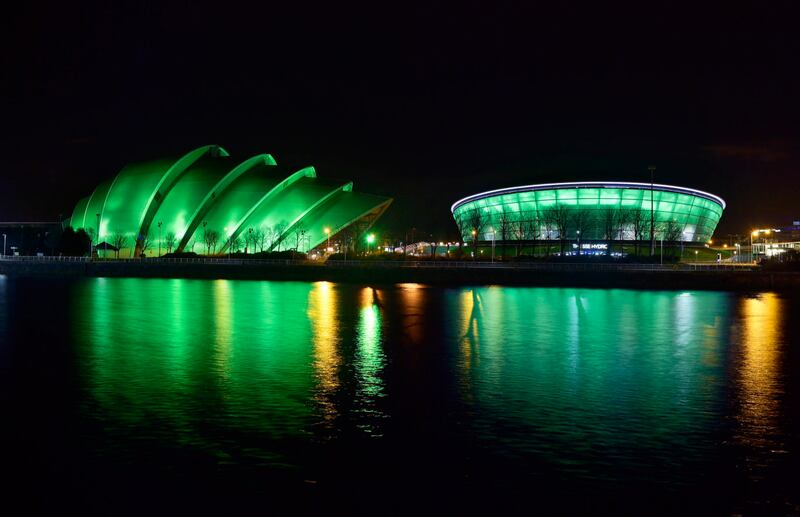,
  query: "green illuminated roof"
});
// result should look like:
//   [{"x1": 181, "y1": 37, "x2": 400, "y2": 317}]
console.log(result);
[
  {"x1": 70, "y1": 146, "x2": 392, "y2": 256},
  {"x1": 452, "y1": 181, "x2": 725, "y2": 243}
]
